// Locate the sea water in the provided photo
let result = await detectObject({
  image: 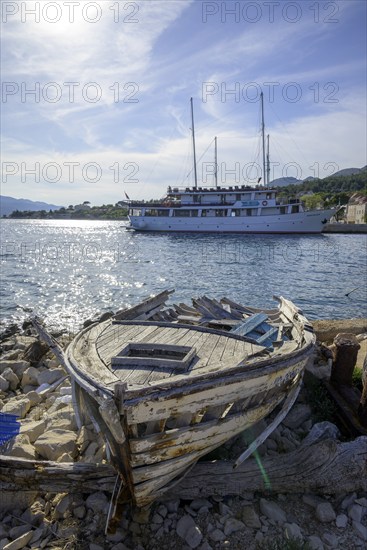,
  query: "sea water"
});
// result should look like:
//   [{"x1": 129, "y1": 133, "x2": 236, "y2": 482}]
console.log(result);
[{"x1": 1, "y1": 219, "x2": 366, "y2": 331}]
